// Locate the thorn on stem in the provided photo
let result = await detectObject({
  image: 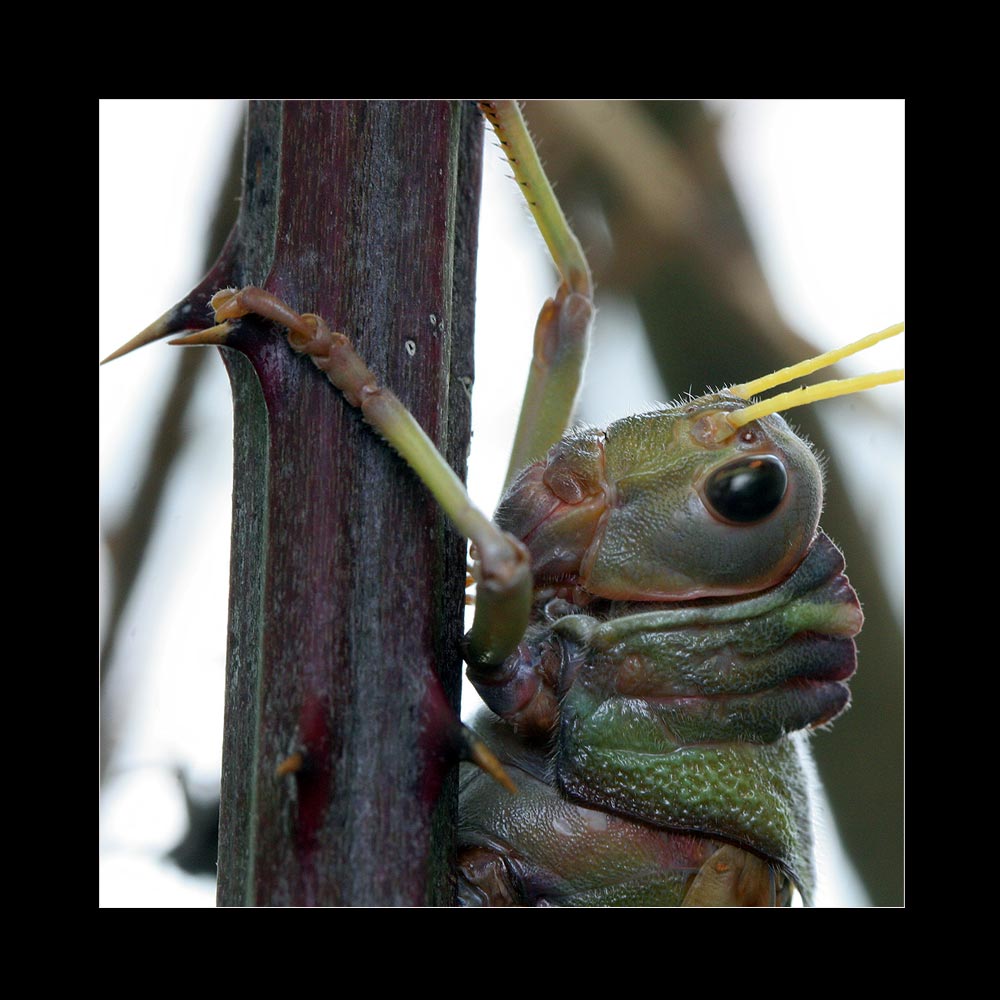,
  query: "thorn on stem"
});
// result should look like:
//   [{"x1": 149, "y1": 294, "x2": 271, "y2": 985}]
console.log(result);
[
  {"x1": 461, "y1": 726, "x2": 517, "y2": 794},
  {"x1": 275, "y1": 751, "x2": 306, "y2": 778}
]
